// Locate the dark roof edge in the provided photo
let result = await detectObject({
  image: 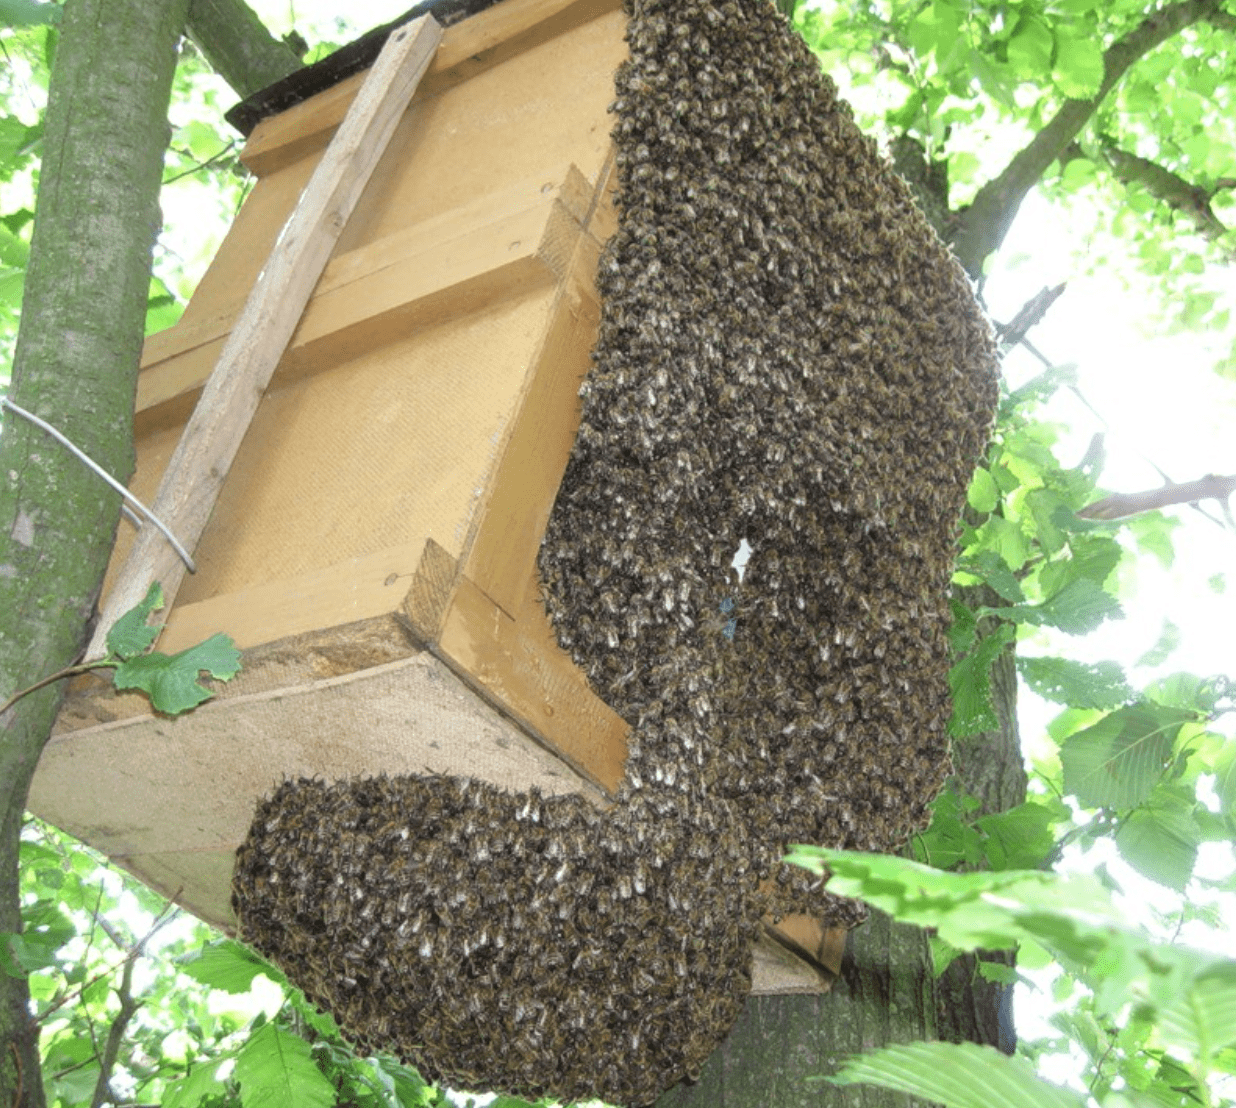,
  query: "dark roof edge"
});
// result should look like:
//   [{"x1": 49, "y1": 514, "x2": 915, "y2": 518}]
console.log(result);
[{"x1": 225, "y1": 0, "x2": 503, "y2": 137}]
